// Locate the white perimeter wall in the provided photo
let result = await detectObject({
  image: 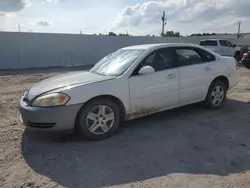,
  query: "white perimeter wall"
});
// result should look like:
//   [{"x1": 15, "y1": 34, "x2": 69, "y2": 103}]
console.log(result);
[{"x1": 0, "y1": 31, "x2": 249, "y2": 69}]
